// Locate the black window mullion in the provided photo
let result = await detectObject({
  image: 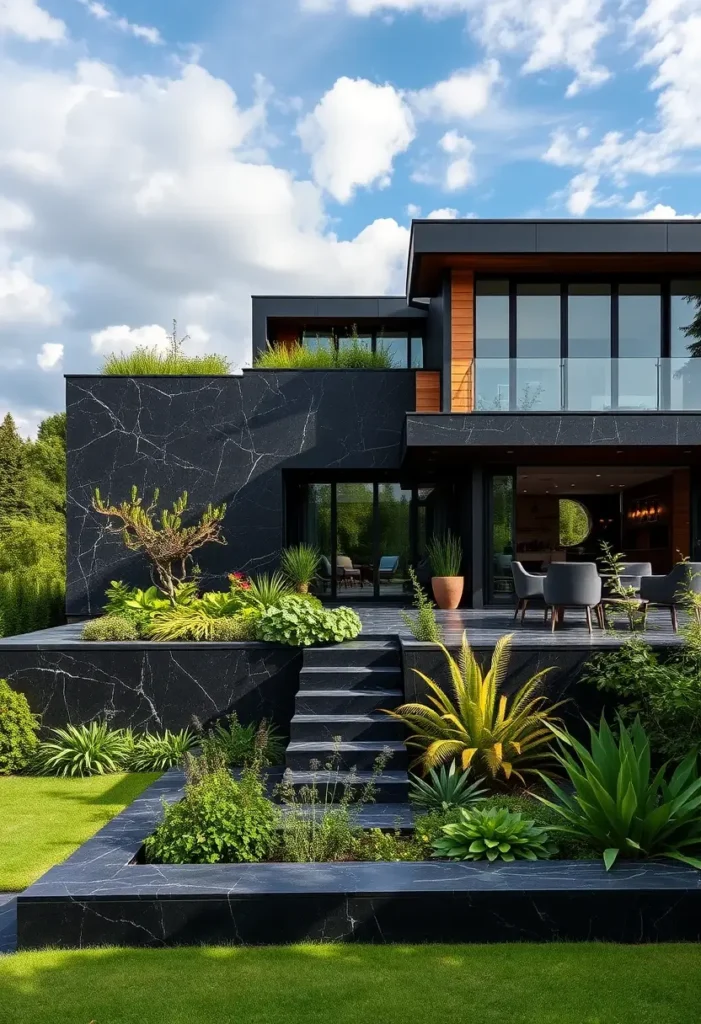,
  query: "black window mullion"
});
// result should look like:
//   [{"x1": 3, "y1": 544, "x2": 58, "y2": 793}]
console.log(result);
[
  {"x1": 611, "y1": 283, "x2": 619, "y2": 410},
  {"x1": 661, "y1": 281, "x2": 671, "y2": 409},
  {"x1": 373, "y1": 483, "x2": 380, "y2": 599},
  {"x1": 509, "y1": 280, "x2": 517, "y2": 410},
  {"x1": 330, "y1": 483, "x2": 338, "y2": 601},
  {"x1": 561, "y1": 283, "x2": 568, "y2": 410}
]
